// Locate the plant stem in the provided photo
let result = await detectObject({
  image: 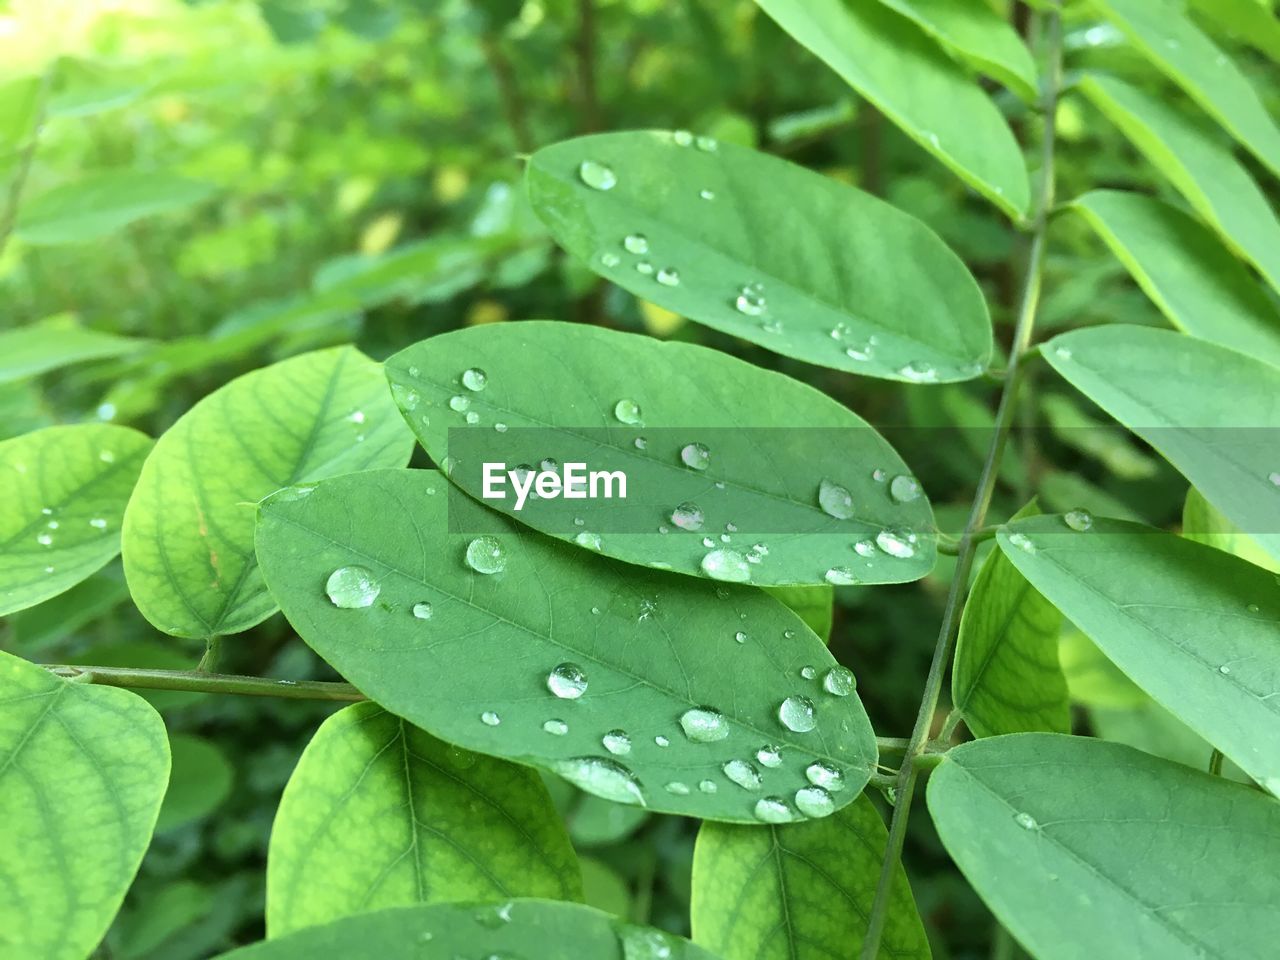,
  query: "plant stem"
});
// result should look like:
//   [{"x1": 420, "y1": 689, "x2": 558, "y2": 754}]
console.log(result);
[
  {"x1": 857, "y1": 11, "x2": 1064, "y2": 958},
  {"x1": 43, "y1": 664, "x2": 365, "y2": 701},
  {"x1": 576, "y1": 0, "x2": 601, "y2": 132}
]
